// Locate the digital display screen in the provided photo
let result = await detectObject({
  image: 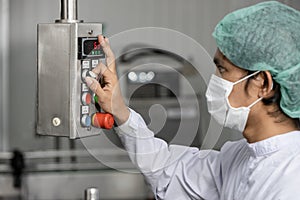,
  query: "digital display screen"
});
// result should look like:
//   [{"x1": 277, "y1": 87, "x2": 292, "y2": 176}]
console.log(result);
[{"x1": 83, "y1": 39, "x2": 104, "y2": 56}]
